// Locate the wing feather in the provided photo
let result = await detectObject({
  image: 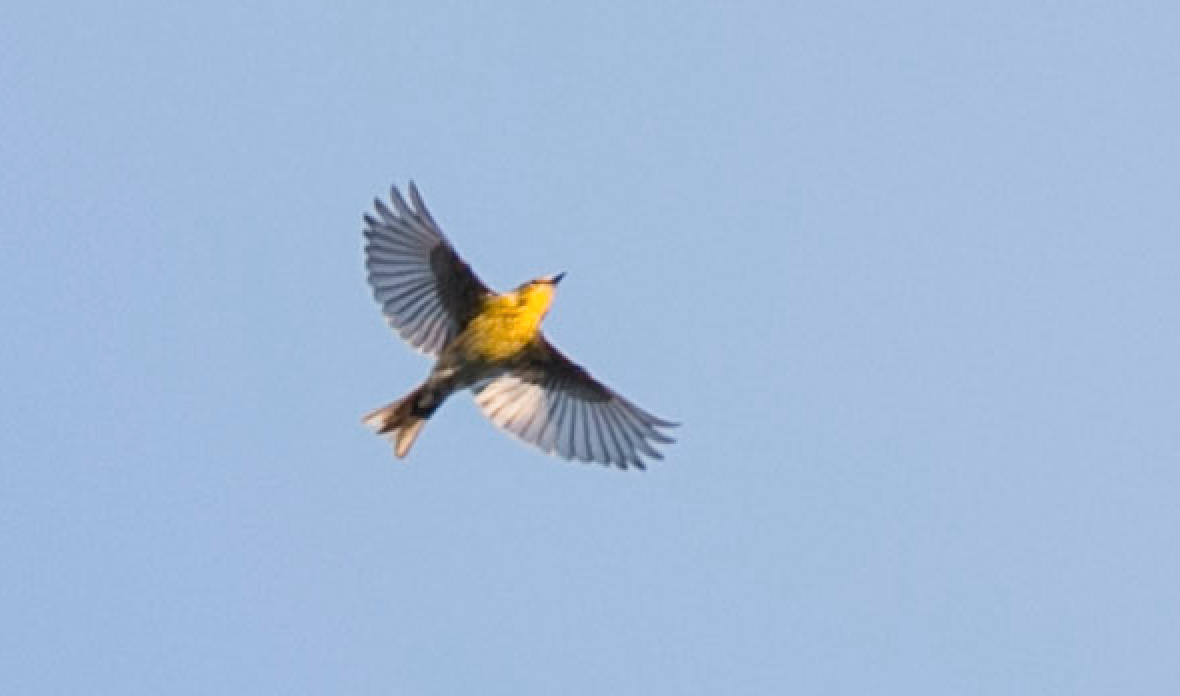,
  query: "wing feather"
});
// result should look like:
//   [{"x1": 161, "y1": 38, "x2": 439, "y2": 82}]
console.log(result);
[
  {"x1": 363, "y1": 182, "x2": 490, "y2": 355},
  {"x1": 472, "y1": 337, "x2": 677, "y2": 469}
]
